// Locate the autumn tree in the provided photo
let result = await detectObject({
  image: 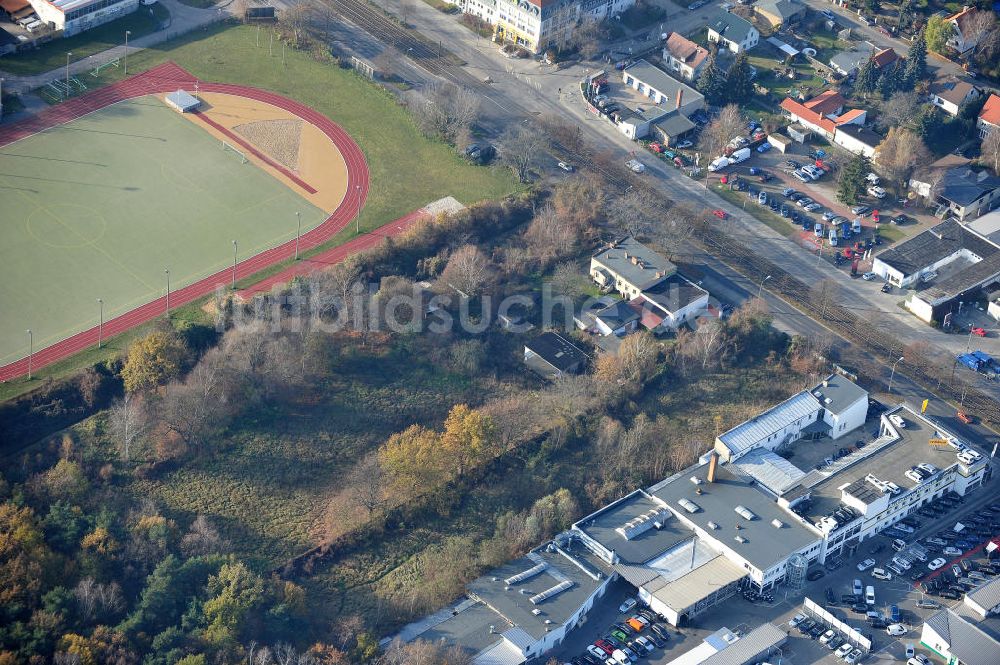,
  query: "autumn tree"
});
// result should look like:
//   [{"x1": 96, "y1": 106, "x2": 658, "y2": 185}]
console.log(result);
[
  {"x1": 180, "y1": 515, "x2": 229, "y2": 558},
  {"x1": 596, "y1": 332, "x2": 660, "y2": 390},
  {"x1": 441, "y1": 404, "x2": 497, "y2": 476},
  {"x1": 925, "y1": 15, "x2": 953, "y2": 54},
  {"x1": 877, "y1": 90, "x2": 922, "y2": 130},
  {"x1": 875, "y1": 127, "x2": 930, "y2": 188},
  {"x1": 121, "y1": 331, "x2": 186, "y2": 393},
  {"x1": 379, "y1": 424, "x2": 446, "y2": 496}
]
